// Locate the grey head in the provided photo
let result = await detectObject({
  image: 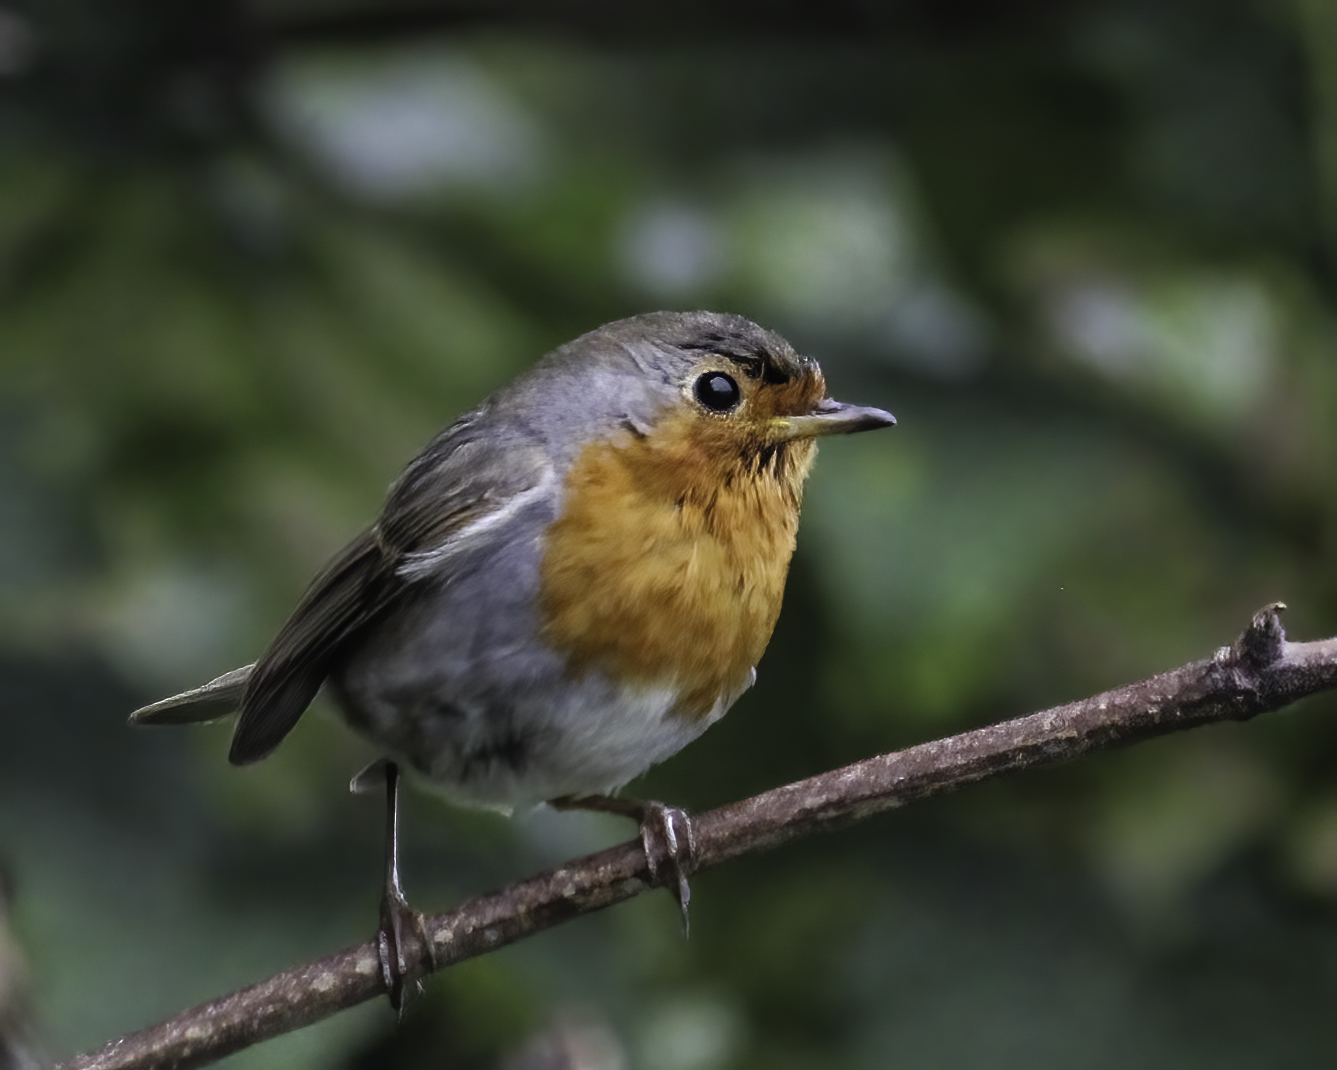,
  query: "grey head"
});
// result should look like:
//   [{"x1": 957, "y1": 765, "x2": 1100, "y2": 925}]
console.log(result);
[{"x1": 485, "y1": 311, "x2": 818, "y2": 468}]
